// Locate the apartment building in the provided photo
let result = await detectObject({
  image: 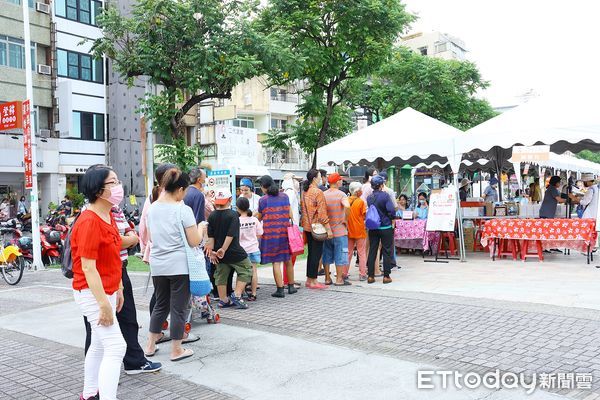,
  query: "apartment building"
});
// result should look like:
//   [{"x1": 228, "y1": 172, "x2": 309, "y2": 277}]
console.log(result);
[
  {"x1": 402, "y1": 31, "x2": 467, "y2": 61},
  {"x1": 0, "y1": 0, "x2": 57, "y2": 209},
  {"x1": 53, "y1": 0, "x2": 107, "y2": 198},
  {"x1": 197, "y1": 77, "x2": 311, "y2": 180}
]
